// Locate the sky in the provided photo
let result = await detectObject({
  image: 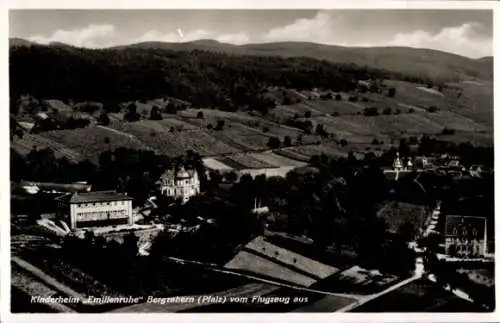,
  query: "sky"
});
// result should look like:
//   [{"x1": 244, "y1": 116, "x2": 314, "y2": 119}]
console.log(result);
[{"x1": 9, "y1": 9, "x2": 493, "y2": 58}]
